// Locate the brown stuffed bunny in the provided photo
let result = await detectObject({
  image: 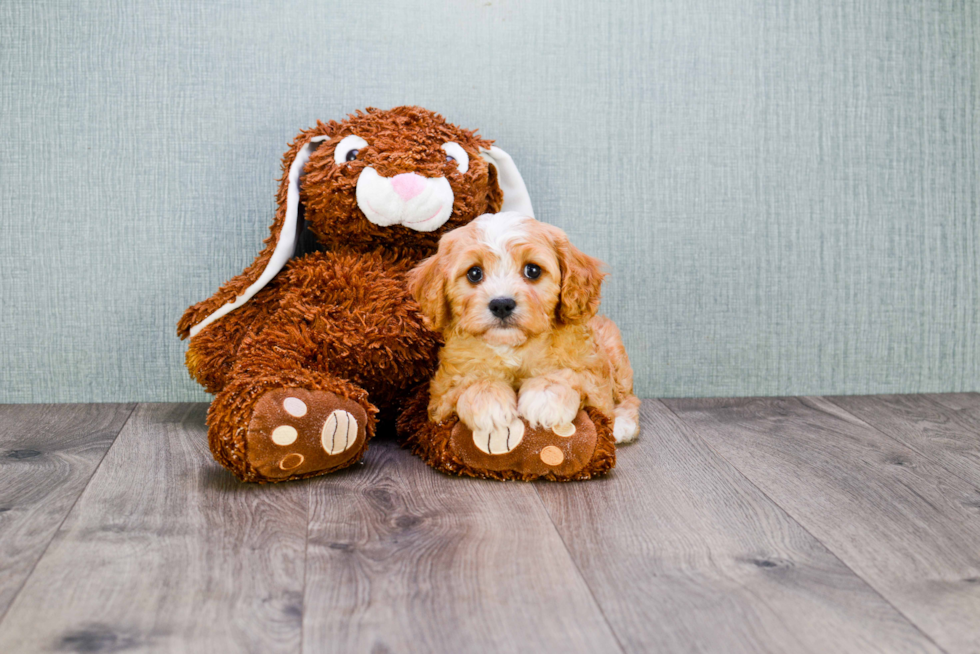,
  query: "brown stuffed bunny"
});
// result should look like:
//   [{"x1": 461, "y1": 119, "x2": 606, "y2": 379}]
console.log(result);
[{"x1": 177, "y1": 106, "x2": 534, "y2": 482}]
